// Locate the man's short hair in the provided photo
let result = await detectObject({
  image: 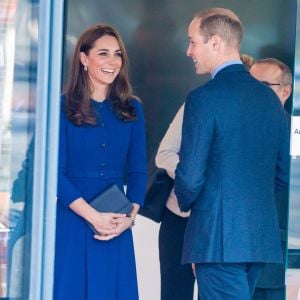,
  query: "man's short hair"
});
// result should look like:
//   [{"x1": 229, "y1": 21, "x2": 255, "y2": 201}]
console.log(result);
[
  {"x1": 195, "y1": 8, "x2": 243, "y2": 49},
  {"x1": 254, "y1": 58, "x2": 292, "y2": 85}
]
